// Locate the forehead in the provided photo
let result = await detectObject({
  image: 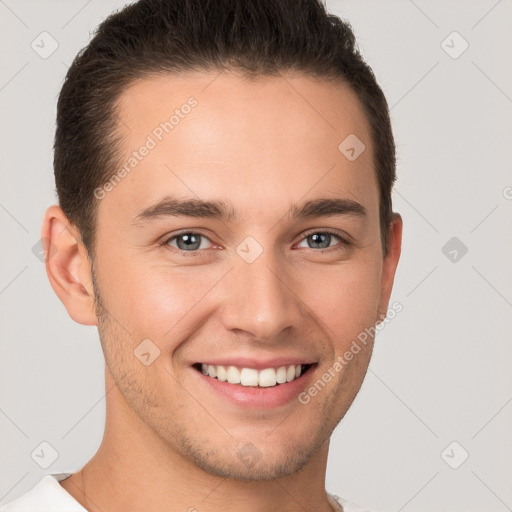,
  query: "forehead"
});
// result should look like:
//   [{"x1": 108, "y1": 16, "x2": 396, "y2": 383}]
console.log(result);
[{"x1": 102, "y1": 71, "x2": 377, "y2": 227}]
